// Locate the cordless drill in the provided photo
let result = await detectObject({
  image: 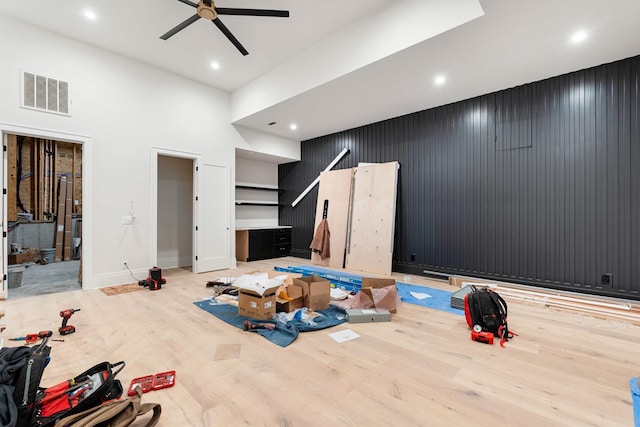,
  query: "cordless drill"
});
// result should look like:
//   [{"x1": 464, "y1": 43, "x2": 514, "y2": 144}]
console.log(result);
[{"x1": 59, "y1": 308, "x2": 81, "y2": 335}]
